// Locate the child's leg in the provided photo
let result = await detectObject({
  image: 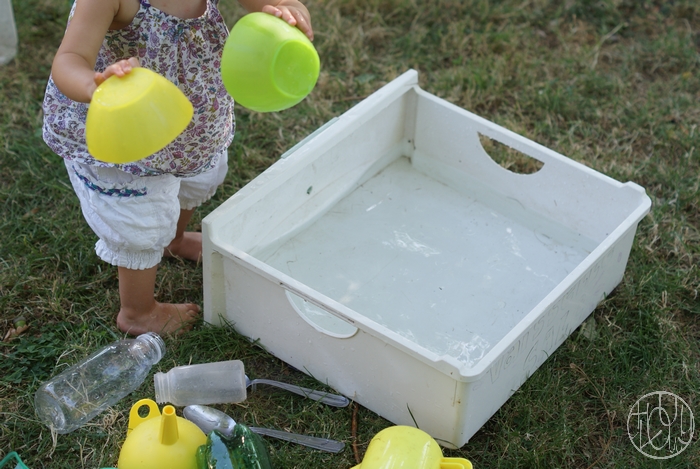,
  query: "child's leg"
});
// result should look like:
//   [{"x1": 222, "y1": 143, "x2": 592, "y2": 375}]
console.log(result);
[
  {"x1": 166, "y1": 151, "x2": 229, "y2": 262},
  {"x1": 65, "y1": 161, "x2": 203, "y2": 335},
  {"x1": 163, "y1": 208, "x2": 202, "y2": 262},
  {"x1": 116, "y1": 206, "x2": 202, "y2": 334},
  {"x1": 116, "y1": 265, "x2": 199, "y2": 335}
]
